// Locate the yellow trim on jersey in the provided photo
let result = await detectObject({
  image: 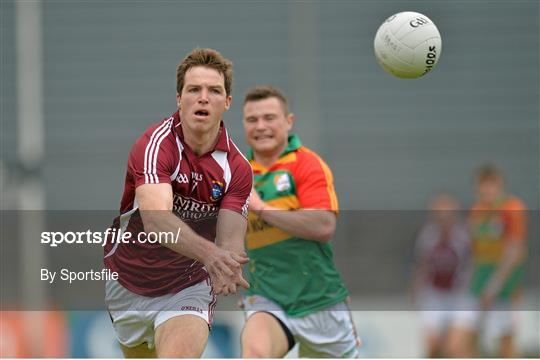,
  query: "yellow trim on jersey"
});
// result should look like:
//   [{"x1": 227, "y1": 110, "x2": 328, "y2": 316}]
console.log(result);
[
  {"x1": 250, "y1": 162, "x2": 268, "y2": 173},
  {"x1": 249, "y1": 152, "x2": 297, "y2": 174},
  {"x1": 319, "y1": 159, "x2": 339, "y2": 211},
  {"x1": 245, "y1": 195, "x2": 300, "y2": 249},
  {"x1": 473, "y1": 239, "x2": 504, "y2": 262},
  {"x1": 246, "y1": 213, "x2": 292, "y2": 250},
  {"x1": 276, "y1": 152, "x2": 297, "y2": 165}
]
